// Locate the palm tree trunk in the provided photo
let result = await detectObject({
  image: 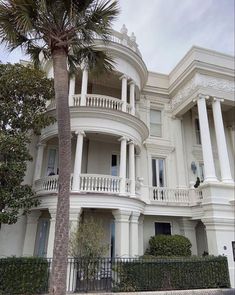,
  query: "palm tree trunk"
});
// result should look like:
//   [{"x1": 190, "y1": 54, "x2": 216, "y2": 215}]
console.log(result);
[{"x1": 50, "y1": 48, "x2": 71, "y2": 295}]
